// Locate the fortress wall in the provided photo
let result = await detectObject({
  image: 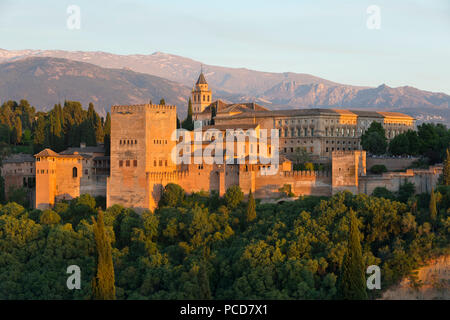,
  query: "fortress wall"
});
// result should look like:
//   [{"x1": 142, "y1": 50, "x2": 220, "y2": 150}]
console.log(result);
[
  {"x1": 254, "y1": 170, "x2": 332, "y2": 198},
  {"x1": 177, "y1": 166, "x2": 220, "y2": 194},
  {"x1": 146, "y1": 167, "x2": 221, "y2": 210},
  {"x1": 367, "y1": 157, "x2": 418, "y2": 171},
  {"x1": 80, "y1": 175, "x2": 107, "y2": 198},
  {"x1": 359, "y1": 166, "x2": 443, "y2": 195}
]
